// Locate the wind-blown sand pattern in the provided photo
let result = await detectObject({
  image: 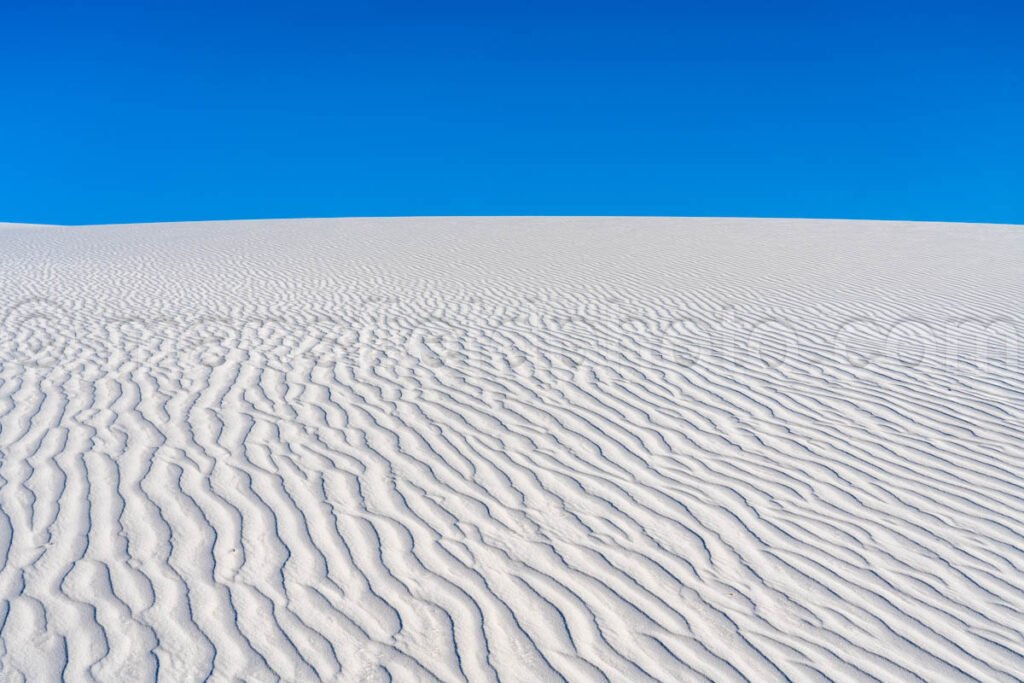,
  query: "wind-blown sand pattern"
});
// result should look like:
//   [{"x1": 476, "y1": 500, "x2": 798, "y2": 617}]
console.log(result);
[{"x1": 0, "y1": 217, "x2": 1022, "y2": 682}]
